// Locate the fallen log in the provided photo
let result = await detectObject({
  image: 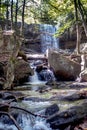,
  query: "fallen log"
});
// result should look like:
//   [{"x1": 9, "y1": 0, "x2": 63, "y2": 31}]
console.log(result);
[
  {"x1": 47, "y1": 101, "x2": 87, "y2": 129},
  {"x1": 26, "y1": 54, "x2": 47, "y2": 61}
]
